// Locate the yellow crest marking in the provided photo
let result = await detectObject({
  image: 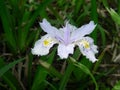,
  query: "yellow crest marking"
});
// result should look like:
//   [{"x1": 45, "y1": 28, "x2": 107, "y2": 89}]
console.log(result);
[
  {"x1": 81, "y1": 40, "x2": 90, "y2": 48},
  {"x1": 43, "y1": 39, "x2": 52, "y2": 46}
]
